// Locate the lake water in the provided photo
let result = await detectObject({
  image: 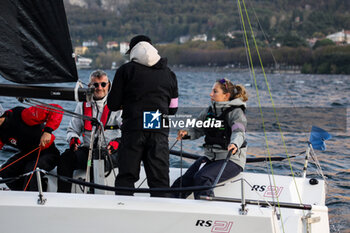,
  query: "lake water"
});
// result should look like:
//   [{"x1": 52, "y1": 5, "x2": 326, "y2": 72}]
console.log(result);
[{"x1": 0, "y1": 68, "x2": 349, "y2": 232}]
